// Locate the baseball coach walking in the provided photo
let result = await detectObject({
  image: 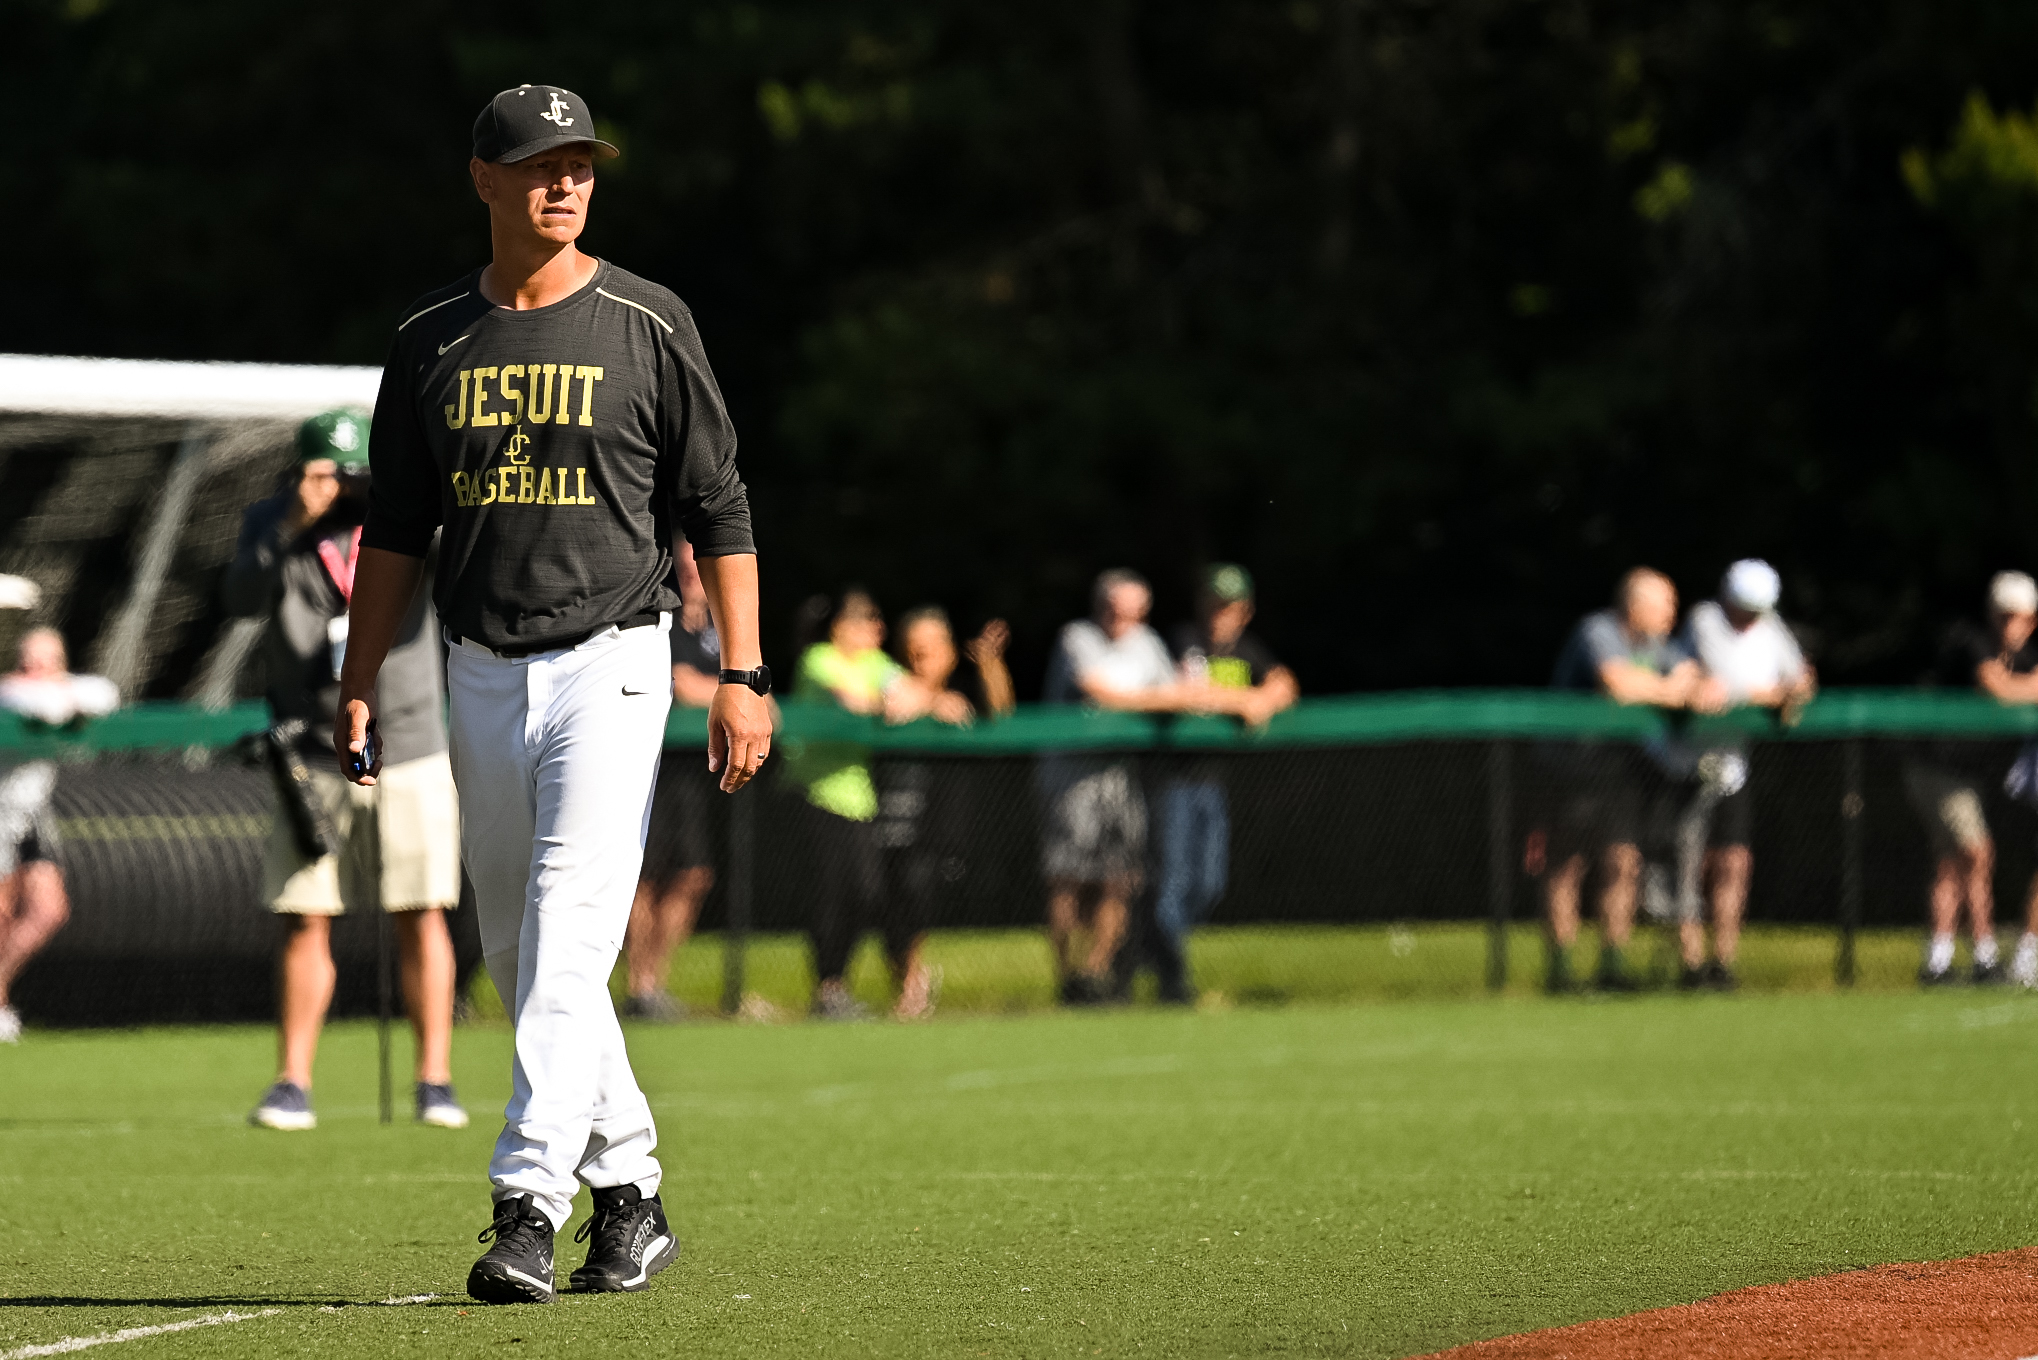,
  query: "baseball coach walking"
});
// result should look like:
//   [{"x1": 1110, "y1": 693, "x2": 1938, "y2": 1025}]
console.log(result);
[{"x1": 335, "y1": 84, "x2": 774, "y2": 1305}]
